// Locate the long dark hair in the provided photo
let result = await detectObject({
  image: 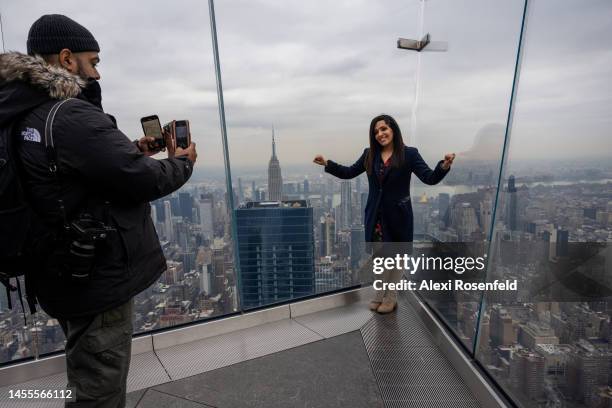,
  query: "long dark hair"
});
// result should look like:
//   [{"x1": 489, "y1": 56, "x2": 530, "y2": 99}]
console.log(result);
[{"x1": 365, "y1": 114, "x2": 405, "y2": 175}]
